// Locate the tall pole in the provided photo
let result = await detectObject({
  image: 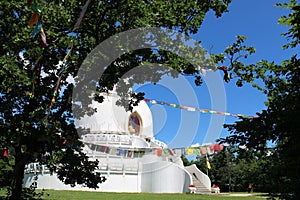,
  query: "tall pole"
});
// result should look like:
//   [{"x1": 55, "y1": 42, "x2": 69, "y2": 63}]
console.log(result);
[
  {"x1": 205, "y1": 154, "x2": 209, "y2": 176},
  {"x1": 227, "y1": 149, "x2": 231, "y2": 192}
]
